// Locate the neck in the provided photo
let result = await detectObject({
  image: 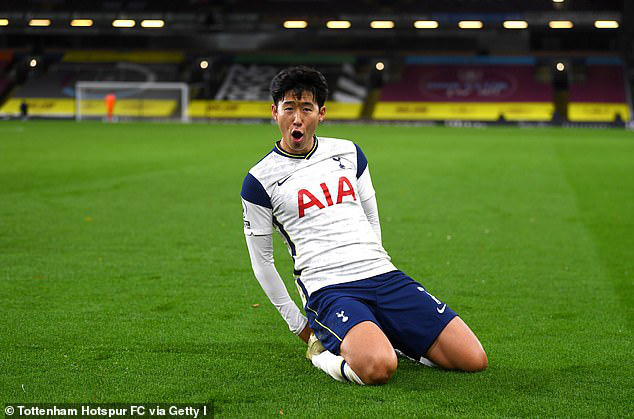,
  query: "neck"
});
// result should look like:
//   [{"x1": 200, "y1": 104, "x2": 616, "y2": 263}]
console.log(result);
[{"x1": 280, "y1": 135, "x2": 315, "y2": 155}]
